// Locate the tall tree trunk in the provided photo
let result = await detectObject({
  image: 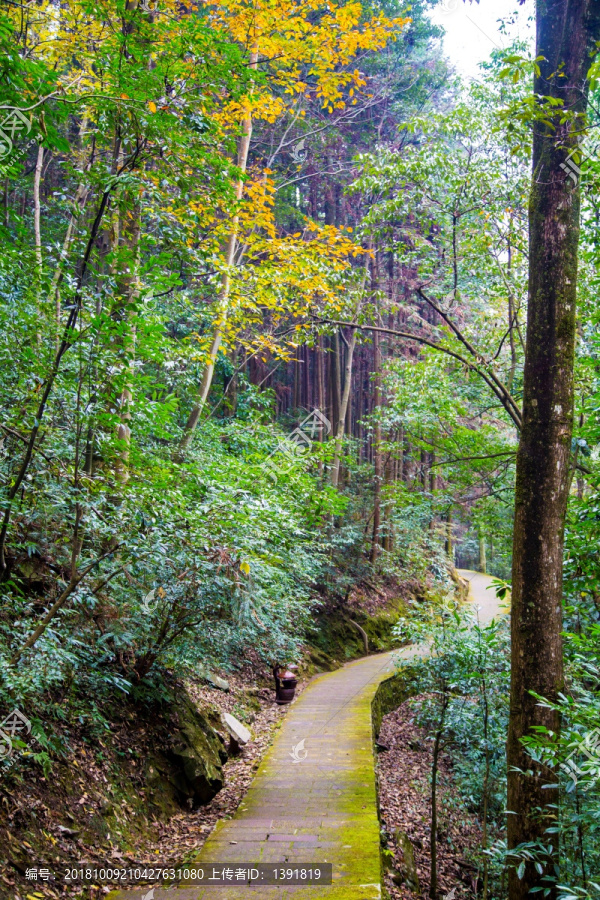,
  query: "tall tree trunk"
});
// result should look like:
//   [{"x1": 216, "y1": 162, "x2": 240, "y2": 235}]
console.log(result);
[
  {"x1": 331, "y1": 278, "x2": 366, "y2": 488},
  {"x1": 331, "y1": 328, "x2": 357, "y2": 488},
  {"x1": 33, "y1": 143, "x2": 44, "y2": 344},
  {"x1": 445, "y1": 508, "x2": 453, "y2": 558},
  {"x1": 333, "y1": 331, "x2": 342, "y2": 425},
  {"x1": 370, "y1": 305, "x2": 382, "y2": 562},
  {"x1": 303, "y1": 343, "x2": 310, "y2": 410},
  {"x1": 507, "y1": 3, "x2": 600, "y2": 897},
  {"x1": 115, "y1": 203, "x2": 141, "y2": 484},
  {"x1": 430, "y1": 691, "x2": 449, "y2": 900},
  {"x1": 33, "y1": 144, "x2": 44, "y2": 279},
  {"x1": 180, "y1": 49, "x2": 258, "y2": 450},
  {"x1": 507, "y1": 233, "x2": 518, "y2": 392},
  {"x1": 429, "y1": 452, "x2": 436, "y2": 493},
  {"x1": 294, "y1": 354, "x2": 301, "y2": 410},
  {"x1": 399, "y1": 424, "x2": 406, "y2": 483},
  {"x1": 479, "y1": 530, "x2": 487, "y2": 575},
  {"x1": 317, "y1": 336, "x2": 325, "y2": 416},
  {"x1": 48, "y1": 114, "x2": 90, "y2": 353}
]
